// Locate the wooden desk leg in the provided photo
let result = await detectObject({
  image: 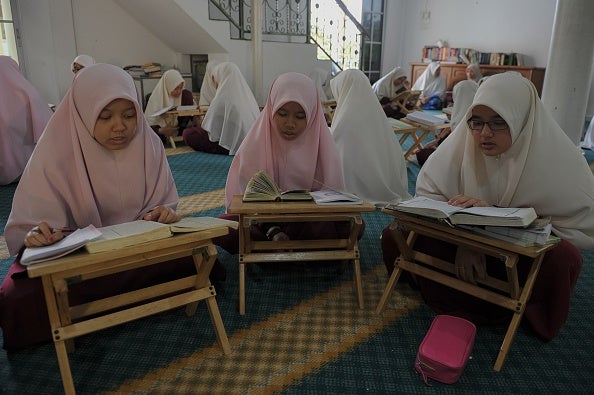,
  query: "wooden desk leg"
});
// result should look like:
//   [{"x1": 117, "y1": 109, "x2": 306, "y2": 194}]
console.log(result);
[
  {"x1": 375, "y1": 265, "x2": 404, "y2": 314},
  {"x1": 239, "y1": 261, "x2": 246, "y2": 315},
  {"x1": 353, "y1": 253, "x2": 364, "y2": 309},
  {"x1": 169, "y1": 136, "x2": 177, "y2": 149},
  {"x1": 494, "y1": 253, "x2": 545, "y2": 371},
  {"x1": 205, "y1": 289, "x2": 232, "y2": 355},
  {"x1": 42, "y1": 276, "x2": 76, "y2": 395}
]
